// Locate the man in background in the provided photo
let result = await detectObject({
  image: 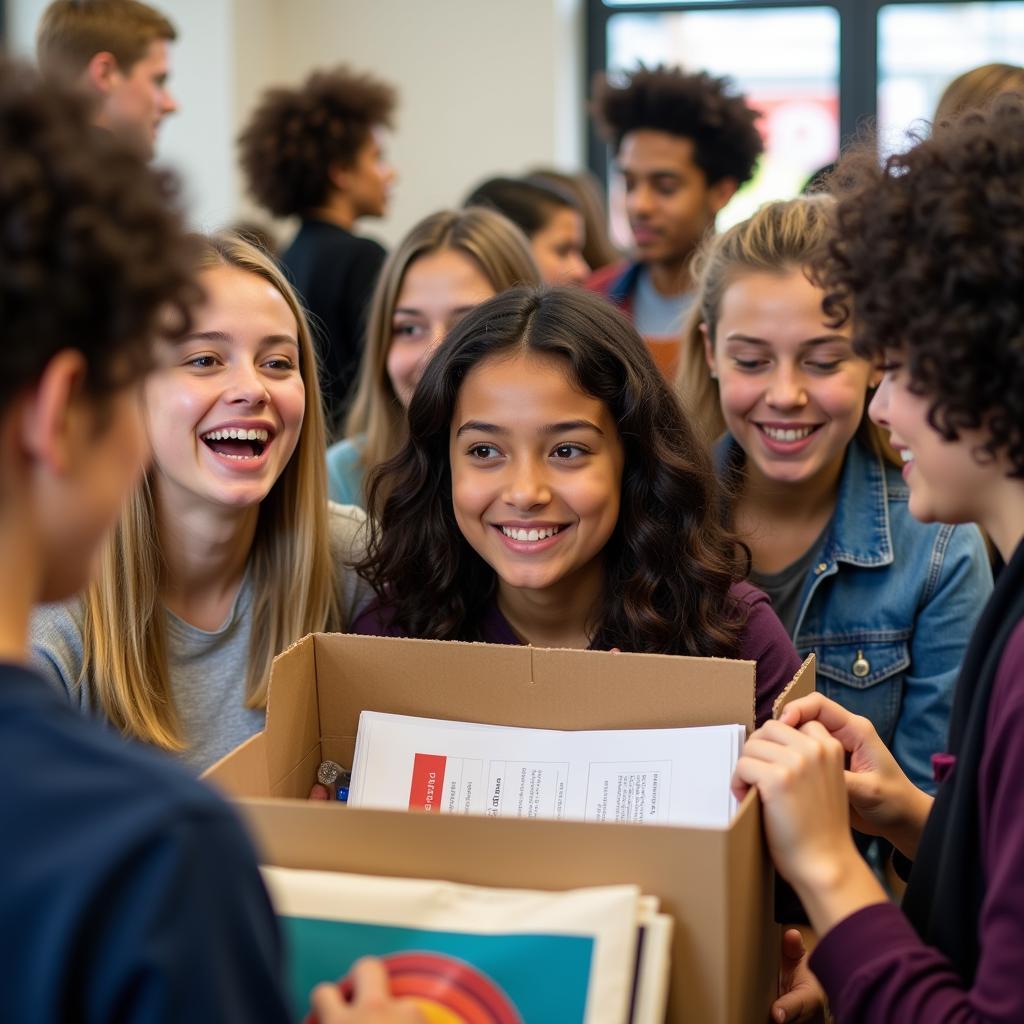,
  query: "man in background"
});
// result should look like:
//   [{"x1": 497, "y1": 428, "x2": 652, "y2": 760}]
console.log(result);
[
  {"x1": 588, "y1": 66, "x2": 762, "y2": 377},
  {"x1": 37, "y1": 0, "x2": 177, "y2": 159}
]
